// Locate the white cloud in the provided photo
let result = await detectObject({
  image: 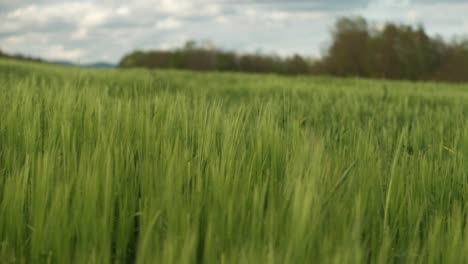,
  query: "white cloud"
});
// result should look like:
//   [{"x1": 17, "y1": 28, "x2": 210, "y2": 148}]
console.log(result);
[
  {"x1": 155, "y1": 18, "x2": 183, "y2": 30},
  {"x1": 0, "y1": 21, "x2": 21, "y2": 33},
  {"x1": 2, "y1": 2, "x2": 131, "y2": 34},
  {"x1": 154, "y1": 35, "x2": 190, "y2": 50},
  {"x1": 158, "y1": 0, "x2": 192, "y2": 15},
  {"x1": 245, "y1": 8, "x2": 257, "y2": 19},
  {"x1": 359, "y1": 1, "x2": 468, "y2": 38},
  {"x1": 81, "y1": 11, "x2": 110, "y2": 28},
  {"x1": 370, "y1": 0, "x2": 410, "y2": 8},
  {"x1": 2, "y1": 33, "x2": 48, "y2": 46},
  {"x1": 6, "y1": 3, "x2": 92, "y2": 26},
  {"x1": 71, "y1": 28, "x2": 88, "y2": 40},
  {"x1": 266, "y1": 11, "x2": 290, "y2": 22},
  {"x1": 405, "y1": 10, "x2": 419, "y2": 23},
  {"x1": 116, "y1": 6, "x2": 130, "y2": 16},
  {"x1": 215, "y1": 15, "x2": 229, "y2": 24},
  {"x1": 7, "y1": 5, "x2": 49, "y2": 25},
  {"x1": 2, "y1": 3, "x2": 76, "y2": 36},
  {"x1": 43, "y1": 45, "x2": 84, "y2": 61},
  {"x1": 243, "y1": 8, "x2": 323, "y2": 25},
  {"x1": 151, "y1": 0, "x2": 220, "y2": 17}
]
